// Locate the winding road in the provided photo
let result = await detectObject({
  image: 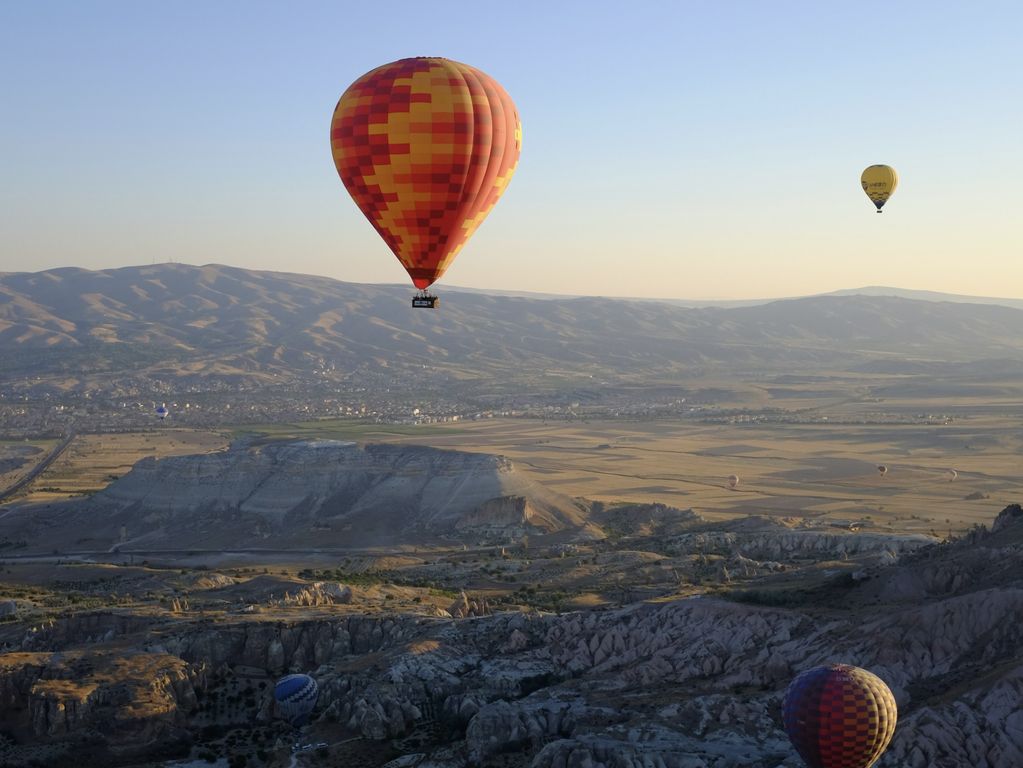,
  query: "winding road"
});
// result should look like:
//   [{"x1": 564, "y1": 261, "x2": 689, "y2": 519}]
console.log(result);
[{"x1": 0, "y1": 431, "x2": 76, "y2": 505}]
